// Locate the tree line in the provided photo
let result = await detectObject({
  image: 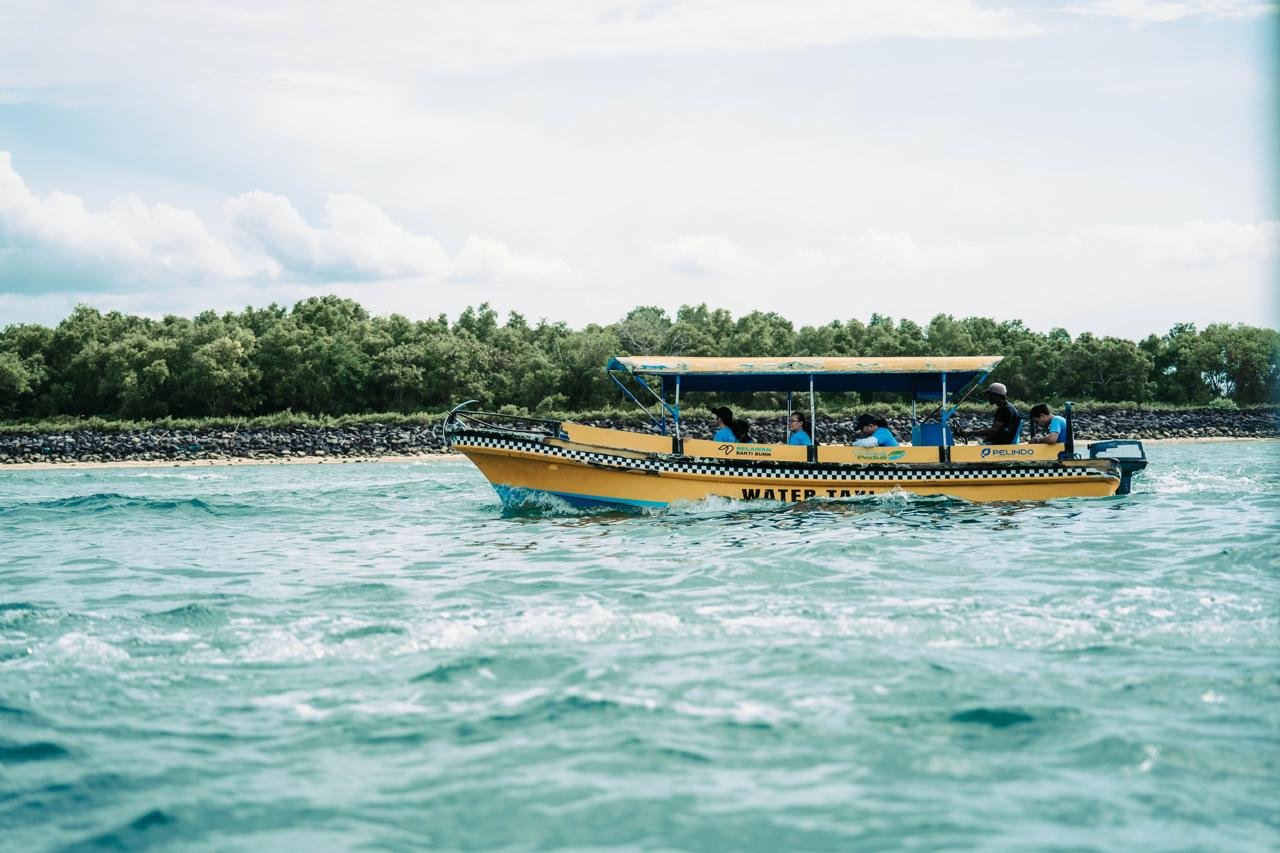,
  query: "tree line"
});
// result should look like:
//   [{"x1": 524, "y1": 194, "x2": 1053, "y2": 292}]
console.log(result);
[{"x1": 0, "y1": 296, "x2": 1276, "y2": 419}]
